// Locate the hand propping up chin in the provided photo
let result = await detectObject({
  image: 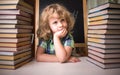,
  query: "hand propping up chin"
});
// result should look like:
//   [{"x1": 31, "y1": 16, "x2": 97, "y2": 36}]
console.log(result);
[{"x1": 54, "y1": 28, "x2": 68, "y2": 39}]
